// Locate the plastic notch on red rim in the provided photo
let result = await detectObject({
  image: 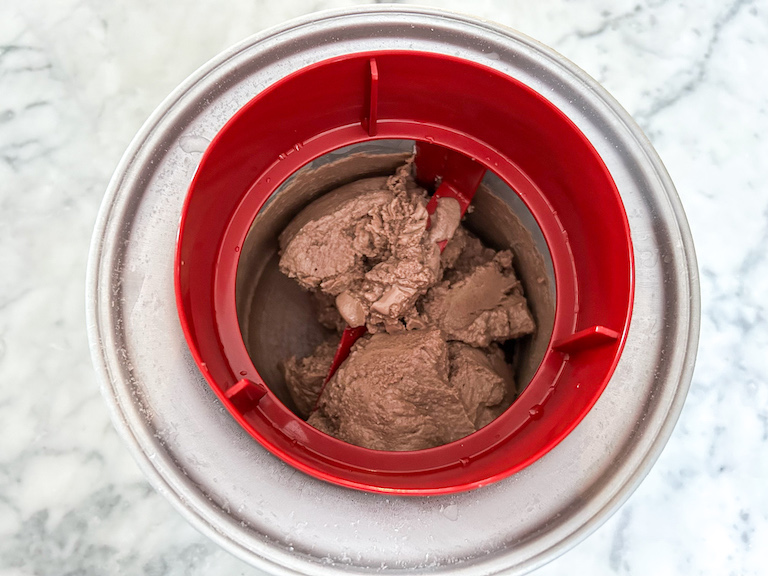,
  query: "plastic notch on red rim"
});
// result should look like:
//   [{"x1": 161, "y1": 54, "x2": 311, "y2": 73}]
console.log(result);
[{"x1": 174, "y1": 51, "x2": 634, "y2": 495}]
